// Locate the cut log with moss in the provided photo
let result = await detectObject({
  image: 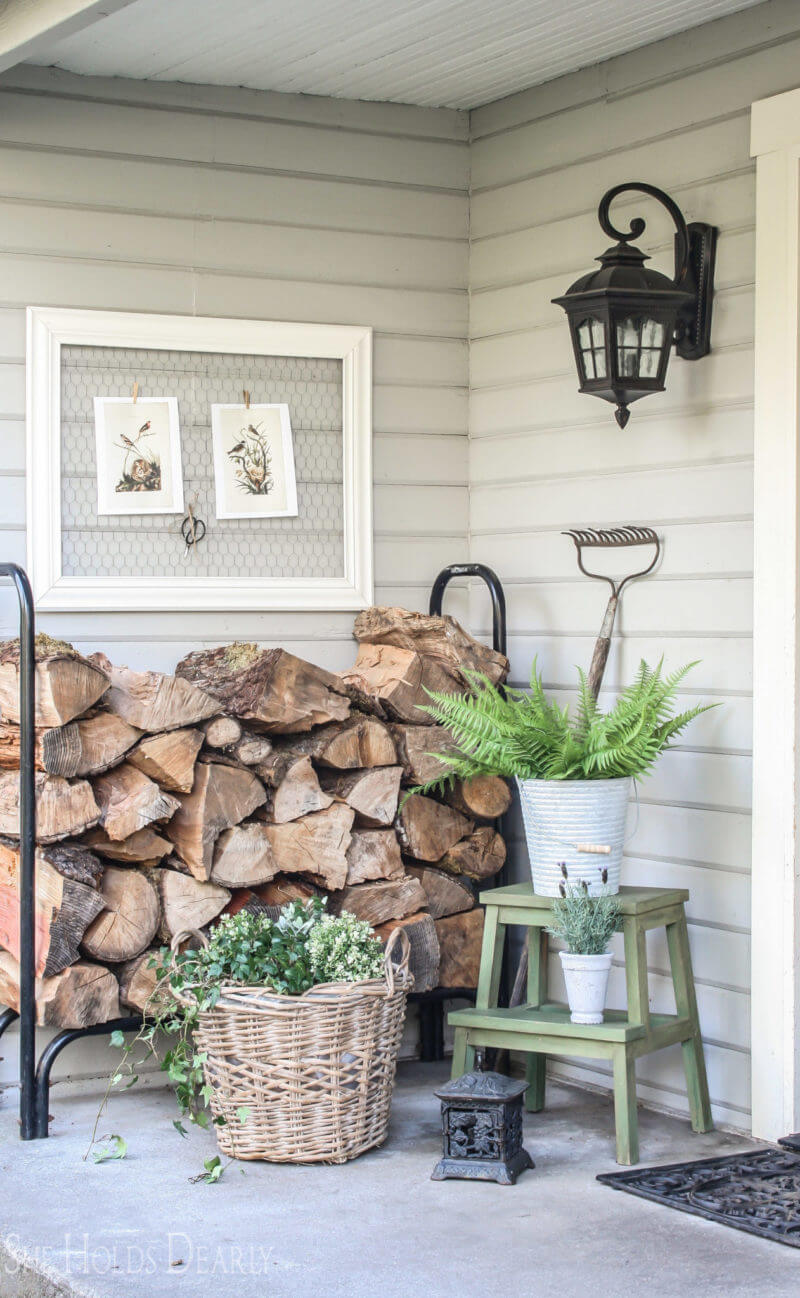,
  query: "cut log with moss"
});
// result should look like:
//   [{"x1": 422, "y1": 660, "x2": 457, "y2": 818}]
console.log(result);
[
  {"x1": 92, "y1": 763, "x2": 180, "y2": 842},
  {"x1": 164, "y1": 761, "x2": 266, "y2": 880},
  {"x1": 81, "y1": 866, "x2": 161, "y2": 963},
  {"x1": 261, "y1": 804, "x2": 354, "y2": 890},
  {"x1": 278, "y1": 716, "x2": 397, "y2": 769},
  {"x1": 435, "y1": 908, "x2": 485, "y2": 987},
  {"x1": 436, "y1": 826, "x2": 506, "y2": 881},
  {"x1": 127, "y1": 727, "x2": 204, "y2": 793},
  {"x1": 373, "y1": 912, "x2": 439, "y2": 993},
  {"x1": 83, "y1": 825, "x2": 172, "y2": 866},
  {"x1": 153, "y1": 868, "x2": 230, "y2": 942},
  {"x1": 0, "y1": 837, "x2": 104, "y2": 976},
  {"x1": 390, "y1": 724, "x2": 456, "y2": 785},
  {"x1": 346, "y1": 829, "x2": 404, "y2": 884},
  {"x1": 0, "y1": 952, "x2": 120, "y2": 1028},
  {"x1": 0, "y1": 712, "x2": 141, "y2": 778},
  {"x1": 395, "y1": 793, "x2": 472, "y2": 862},
  {"x1": 354, "y1": 607, "x2": 508, "y2": 686},
  {"x1": 444, "y1": 775, "x2": 511, "y2": 821},
  {"x1": 320, "y1": 766, "x2": 402, "y2": 828},
  {"x1": 0, "y1": 637, "x2": 109, "y2": 727},
  {"x1": 175, "y1": 643, "x2": 351, "y2": 733},
  {"x1": 255, "y1": 753, "x2": 332, "y2": 823},
  {"x1": 0, "y1": 771, "x2": 100, "y2": 843},
  {"x1": 405, "y1": 865, "x2": 475, "y2": 919},
  {"x1": 90, "y1": 654, "x2": 218, "y2": 732},
  {"x1": 211, "y1": 822, "x2": 280, "y2": 888},
  {"x1": 330, "y1": 875, "x2": 426, "y2": 926}
]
